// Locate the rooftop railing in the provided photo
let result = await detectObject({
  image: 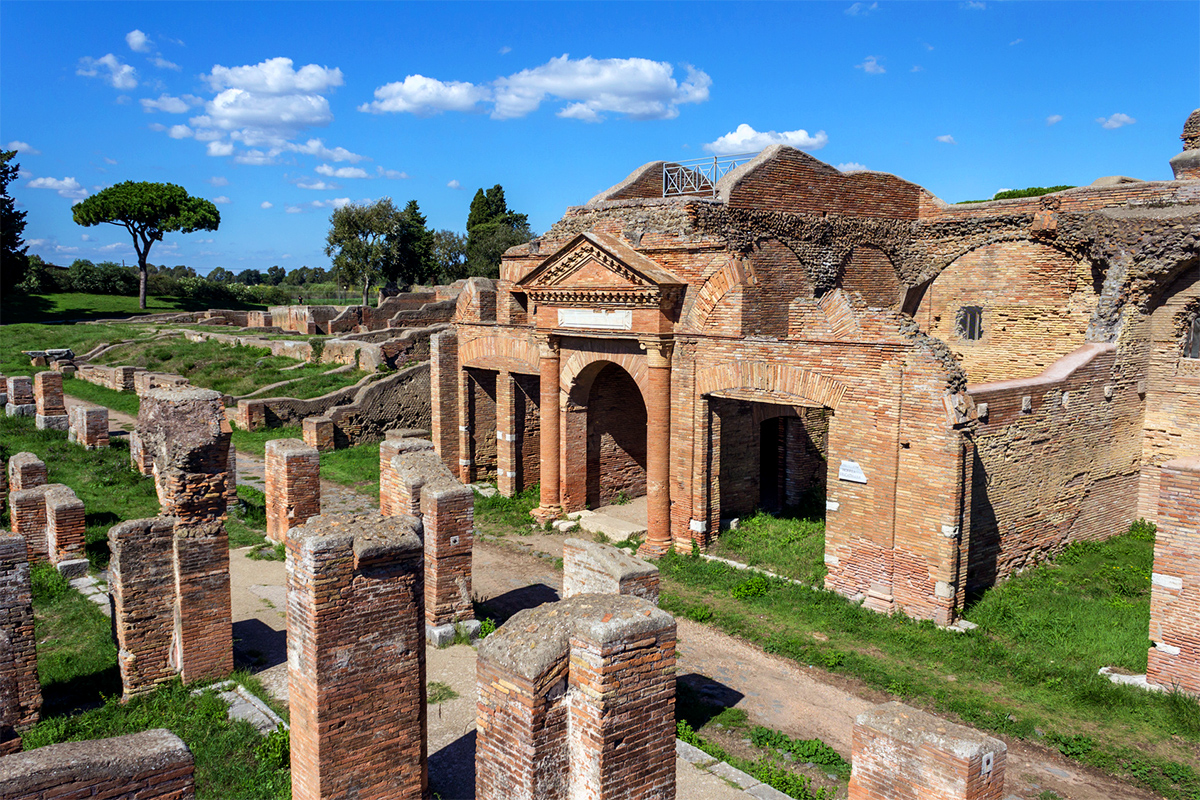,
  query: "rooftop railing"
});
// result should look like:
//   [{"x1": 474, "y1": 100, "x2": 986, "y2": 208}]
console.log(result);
[{"x1": 662, "y1": 153, "x2": 758, "y2": 197}]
